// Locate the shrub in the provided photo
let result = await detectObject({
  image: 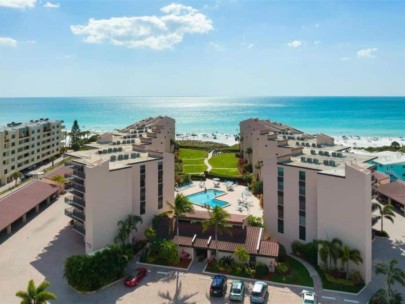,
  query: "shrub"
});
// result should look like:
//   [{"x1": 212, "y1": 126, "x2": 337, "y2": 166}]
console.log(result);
[
  {"x1": 255, "y1": 262, "x2": 269, "y2": 279},
  {"x1": 348, "y1": 271, "x2": 364, "y2": 285},
  {"x1": 301, "y1": 242, "x2": 318, "y2": 265},
  {"x1": 276, "y1": 262, "x2": 289, "y2": 275},
  {"x1": 244, "y1": 163, "x2": 252, "y2": 173},
  {"x1": 64, "y1": 244, "x2": 133, "y2": 292},
  {"x1": 235, "y1": 246, "x2": 250, "y2": 264},
  {"x1": 219, "y1": 255, "x2": 235, "y2": 267},
  {"x1": 250, "y1": 180, "x2": 263, "y2": 195},
  {"x1": 247, "y1": 215, "x2": 264, "y2": 227},
  {"x1": 325, "y1": 273, "x2": 354, "y2": 286},
  {"x1": 291, "y1": 241, "x2": 304, "y2": 255},
  {"x1": 278, "y1": 244, "x2": 287, "y2": 262}
]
